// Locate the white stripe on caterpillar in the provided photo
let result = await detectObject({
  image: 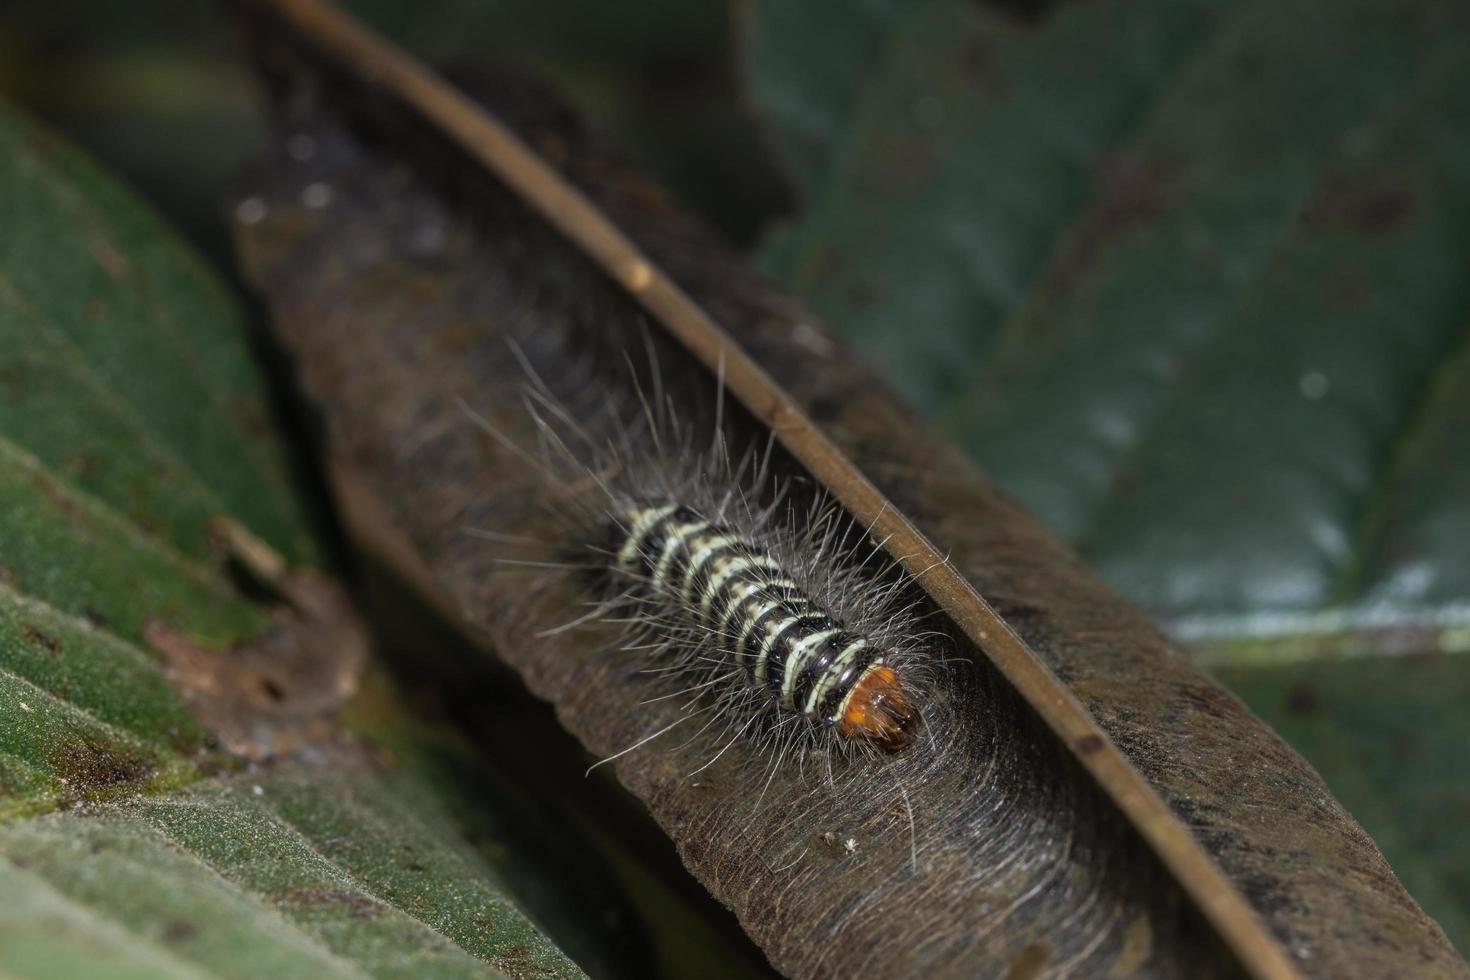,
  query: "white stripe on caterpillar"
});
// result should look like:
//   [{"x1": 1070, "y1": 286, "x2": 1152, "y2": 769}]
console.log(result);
[
  {"x1": 613, "y1": 503, "x2": 918, "y2": 750},
  {"x1": 781, "y1": 628, "x2": 841, "y2": 707},
  {"x1": 617, "y1": 505, "x2": 678, "y2": 567}
]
